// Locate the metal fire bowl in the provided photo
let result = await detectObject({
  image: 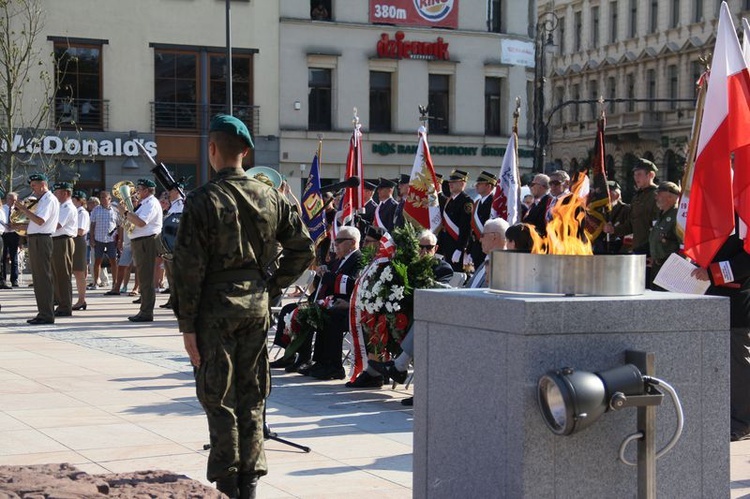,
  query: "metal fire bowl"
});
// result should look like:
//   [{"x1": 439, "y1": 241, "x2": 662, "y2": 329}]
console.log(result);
[{"x1": 489, "y1": 252, "x2": 647, "y2": 296}]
